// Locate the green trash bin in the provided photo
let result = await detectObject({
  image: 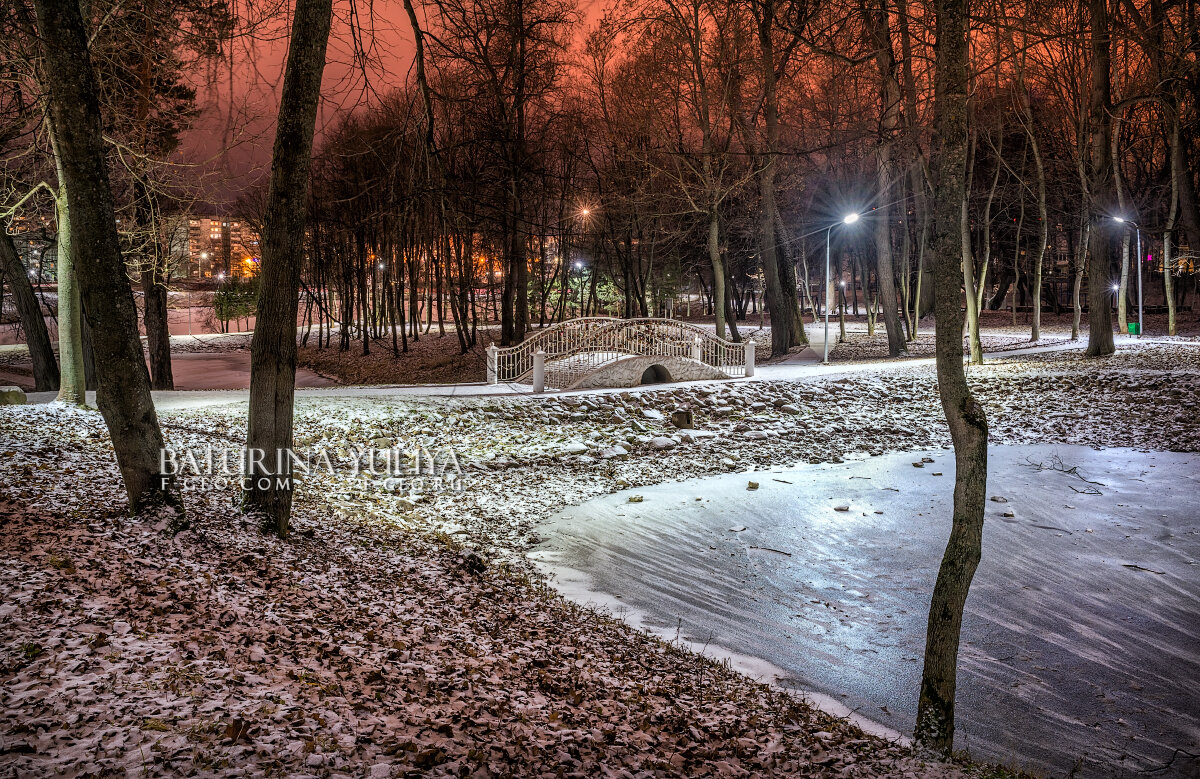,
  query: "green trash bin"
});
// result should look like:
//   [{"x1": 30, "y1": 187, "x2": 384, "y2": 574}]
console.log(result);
[{"x1": 1128, "y1": 322, "x2": 1141, "y2": 335}]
